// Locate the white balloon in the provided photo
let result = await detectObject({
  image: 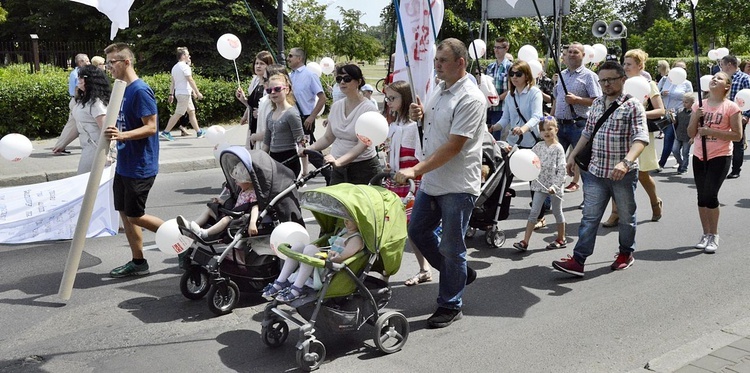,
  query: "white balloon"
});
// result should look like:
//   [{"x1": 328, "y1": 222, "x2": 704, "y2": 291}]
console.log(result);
[
  {"x1": 468, "y1": 39, "x2": 486, "y2": 60},
  {"x1": 509, "y1": 149, "x2": 541, "y2": 181},
  {"x1": 667, "y1": 67, "x2": 687, "y2": 86},
  {"x1": 205, "y1": 125, "x2": 226, "y2": 145},
  {"x1": 216, "y1": 33, "x2": 242, "y2": 60},
  {"x1": 707, "y1": 49, "x2": 719, "y2": 60},
  {"x1": 156, "y1": 219, "x2": 193, "y2": 255},
  {"x1": 517, "y1": 45, "x2": 539, "y2": 63},
  {"x1": 716, "y1": 47, "x2": 730, "y2": 59},
  {"x1": 320, "y1": 57, "x2": 335, "y2": 75},
  {"x1": 583, "y1": 45, "x2": 595, "y2": 64},
  {"x1": 528, "y1": 59, "x2": 543, "y2": 78},
  {"x1": 0, "y1": 133, "x2": 33, "y2": 162},
  {"x1": 735, "y1": 89, "x2": 750, "y2": 111},
  {"x1": 213, "y1": 142, "x2": 231, "y2": 161},
  {"x1": 700, "y1": 75, "x2": 713, "y2": 91},
  {"x1": 592, "y1": 43, "x2": 608, "y2": 63},
  {"x1": 355, "y1": 111, "x2": 389, "y2": 146},
  {"x1": 623, "y1": 76, "x2": 651, "y2": 103},
  {"x1": 306, "y1": 62, "x2": 322, "y2": 77},
  {"x1": 270, "y1": 222, "x2": 310, "y2": 260}
]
